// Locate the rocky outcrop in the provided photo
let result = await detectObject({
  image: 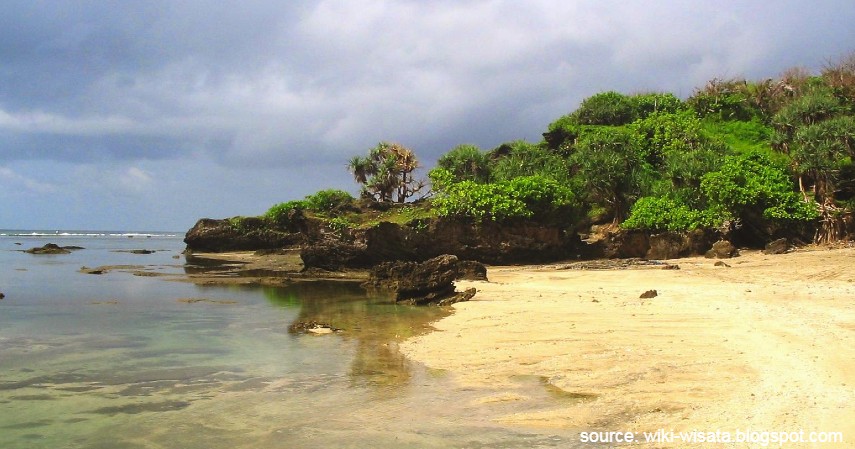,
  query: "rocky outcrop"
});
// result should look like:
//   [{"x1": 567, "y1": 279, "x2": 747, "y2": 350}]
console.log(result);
[
  {"x1": 594, "y1": 229, "x2": 716, "y2": 260},
  {"x1": 300, "y1": 238, "x2": 372, "y2": 271},
  {"x1": 301, "y1": 218, "x2": 583, "y2": 270},
  {"x1": 601, "y1": 230, "x2": 649, "y2": 258},
  {"x1": 365, "y1": 254, "x2": 475, "y2": 306},
  {"x1": 184, "y1": 217, "x2": 310, "y2": 252}
]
